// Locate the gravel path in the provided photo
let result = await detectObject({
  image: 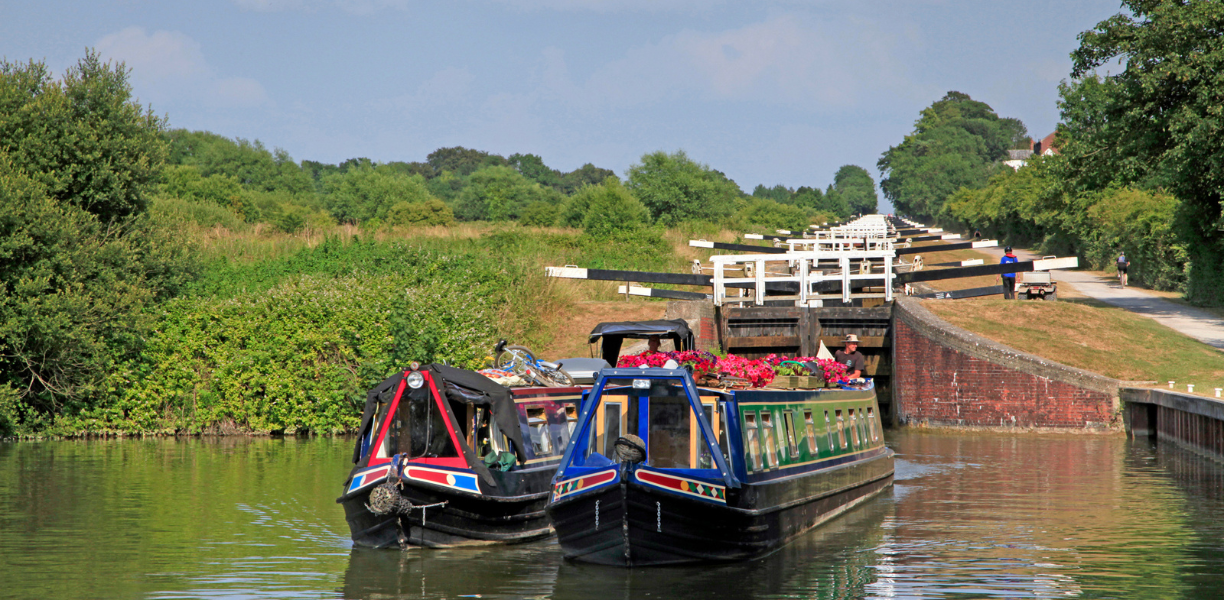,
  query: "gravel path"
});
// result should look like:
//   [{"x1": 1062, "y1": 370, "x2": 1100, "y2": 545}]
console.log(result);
[{"x1": 975, "y1": 245, "x2": 1224, "y2": 349}]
